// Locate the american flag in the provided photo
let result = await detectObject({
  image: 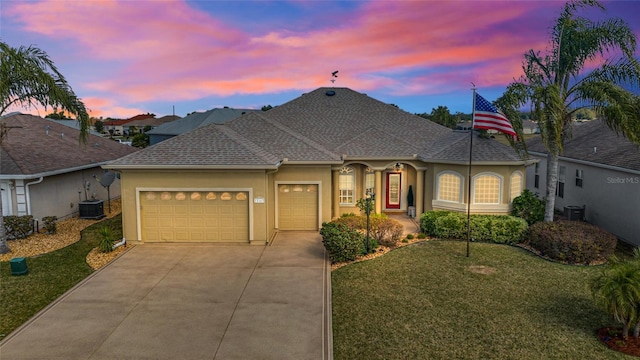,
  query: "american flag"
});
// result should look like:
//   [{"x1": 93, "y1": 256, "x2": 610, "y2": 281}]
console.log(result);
[{"x1": 473, "y1": 93, "x2": 516, "y2": 137}]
